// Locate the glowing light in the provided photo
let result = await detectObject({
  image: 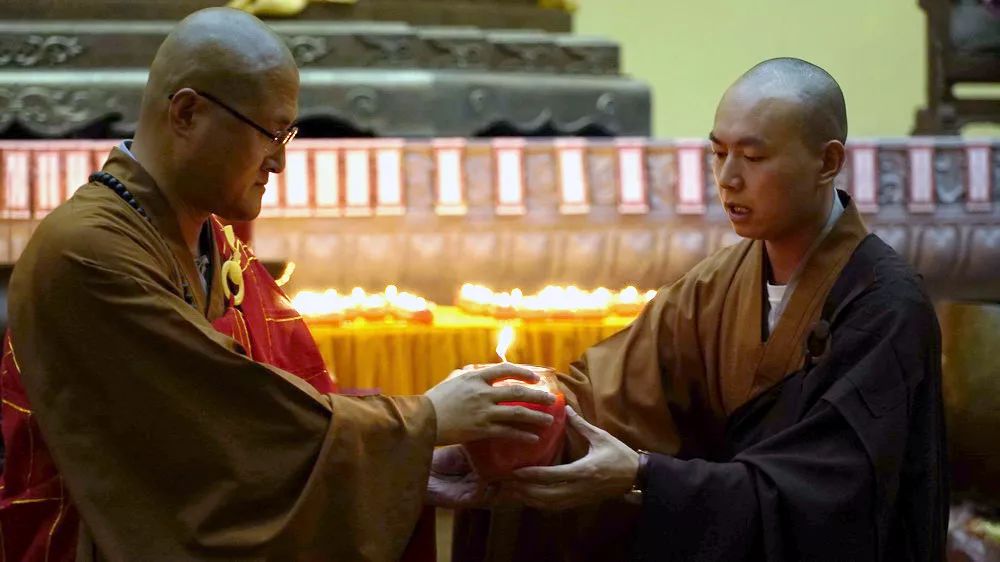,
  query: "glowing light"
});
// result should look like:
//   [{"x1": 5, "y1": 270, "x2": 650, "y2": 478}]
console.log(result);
[
  {"x1": 291, "y1": 285, "x2": 433, "y2": 323},
  {"x1": 496, "y1": 326, "x2": 515, "y2": 362},
  {"x1": 457, "y1": 283, "x2": 657, "y2": 319}
]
